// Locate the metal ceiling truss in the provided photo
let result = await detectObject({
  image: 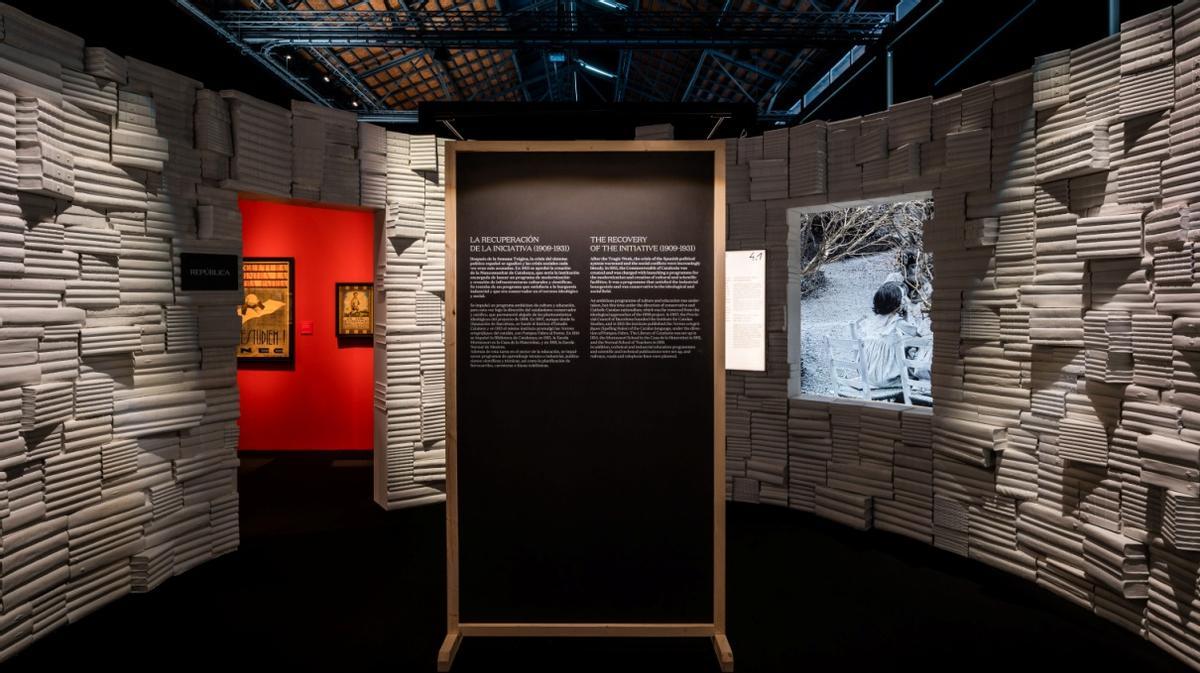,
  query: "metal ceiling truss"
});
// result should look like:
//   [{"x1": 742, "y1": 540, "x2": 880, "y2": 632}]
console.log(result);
[
  {"x1": 179, "y1": 0, "x2": 909, "y2": 129},
  {"x1": 218, "y1": 9, "x2": 893, "y2": 49}
]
